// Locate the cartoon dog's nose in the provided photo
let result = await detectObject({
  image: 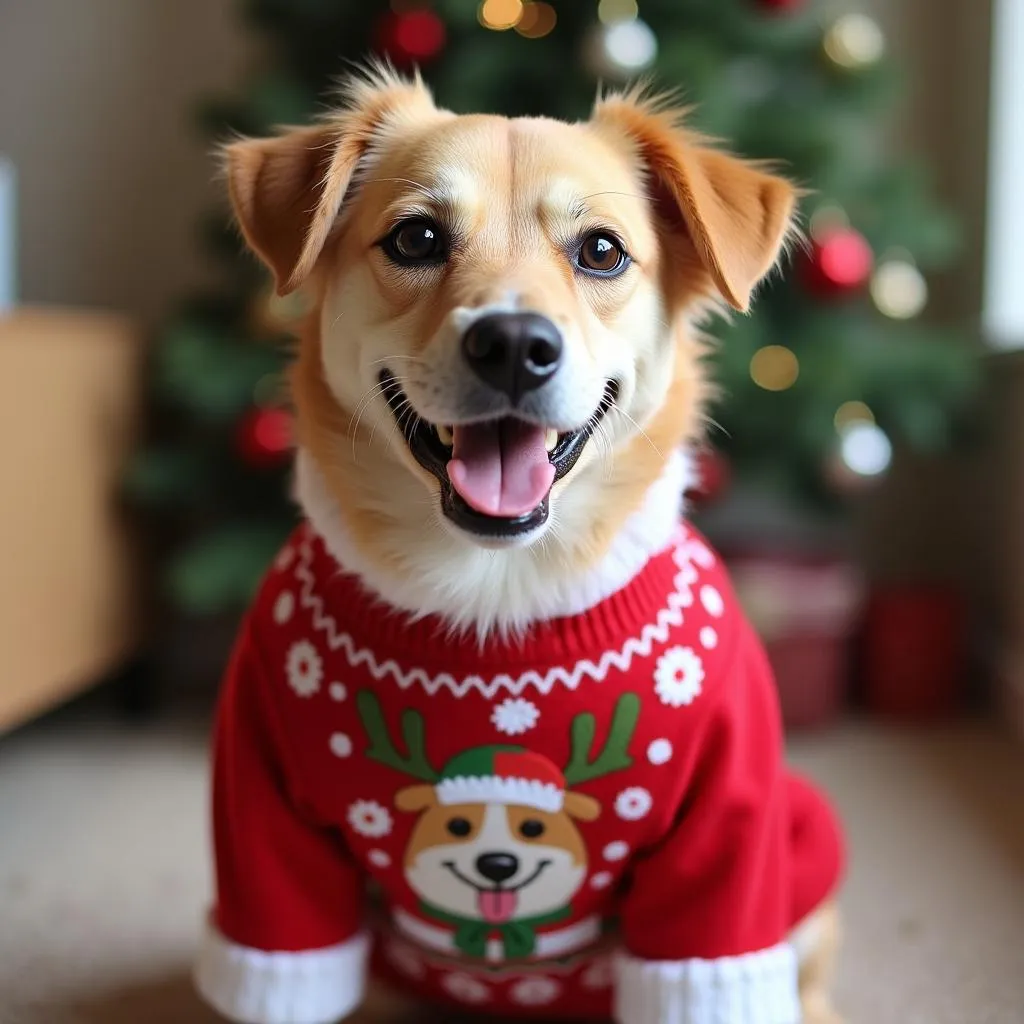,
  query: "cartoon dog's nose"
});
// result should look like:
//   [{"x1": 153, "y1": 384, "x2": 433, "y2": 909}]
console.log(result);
[
  {"x1": 475, "y1": 851, "x2": 519, "y2": 884},
  {"x1": 462, "y1": 312, "x2": 563, "y2": 405}
]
